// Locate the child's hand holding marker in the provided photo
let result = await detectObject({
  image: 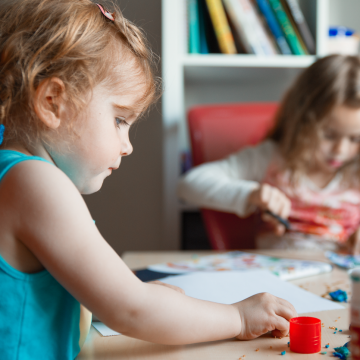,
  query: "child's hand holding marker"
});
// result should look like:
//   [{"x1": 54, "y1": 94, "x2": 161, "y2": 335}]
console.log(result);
[
  {"x1": 248, "y1": 183, "x2": 291, "y2": 235},
  {"x1": 233, "y1": 293, "x2": 297, "y2": 340}
]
